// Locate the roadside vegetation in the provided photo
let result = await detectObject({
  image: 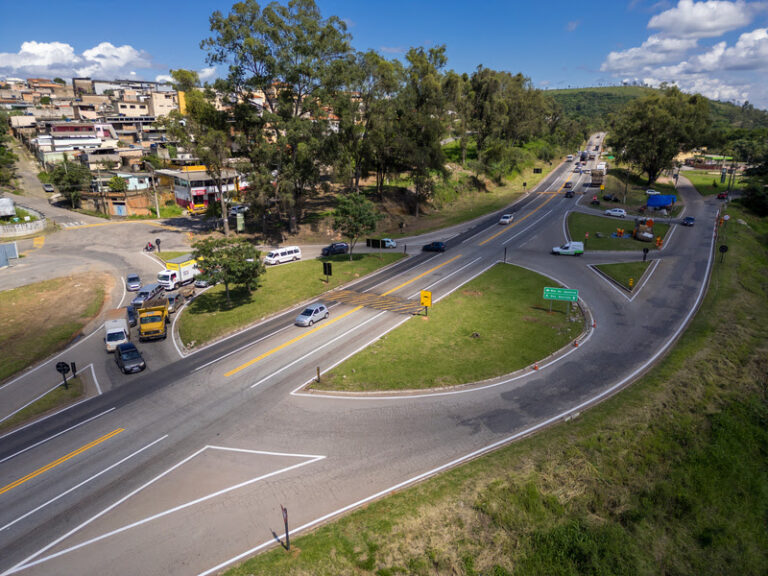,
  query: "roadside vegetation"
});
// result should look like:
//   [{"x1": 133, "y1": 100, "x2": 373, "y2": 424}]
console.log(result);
[
  {"x1": 681, "y1": 170, "x2": 747, "y2": 196},
  {"x1": 595, "y1": 261, "x2": 650, "y2": 291},
  {"x1": 0, "y1": 275, "x2": 107, "y2": 382},
  {"x1": 0, "y1": 378, "x2": 83, "y2": 433},
  {"x1": 178, "y1": 254, "x2": 402, "y2": 347},
  {"x1": 314, "y1": 264, "x2": 583, "y2": 391},
  {"x1": 225, "y1": 204, "x2": 768, "y2": 576},
  {"x1": 568, "y1": 212, "x2": 670, "y2": 252}
]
